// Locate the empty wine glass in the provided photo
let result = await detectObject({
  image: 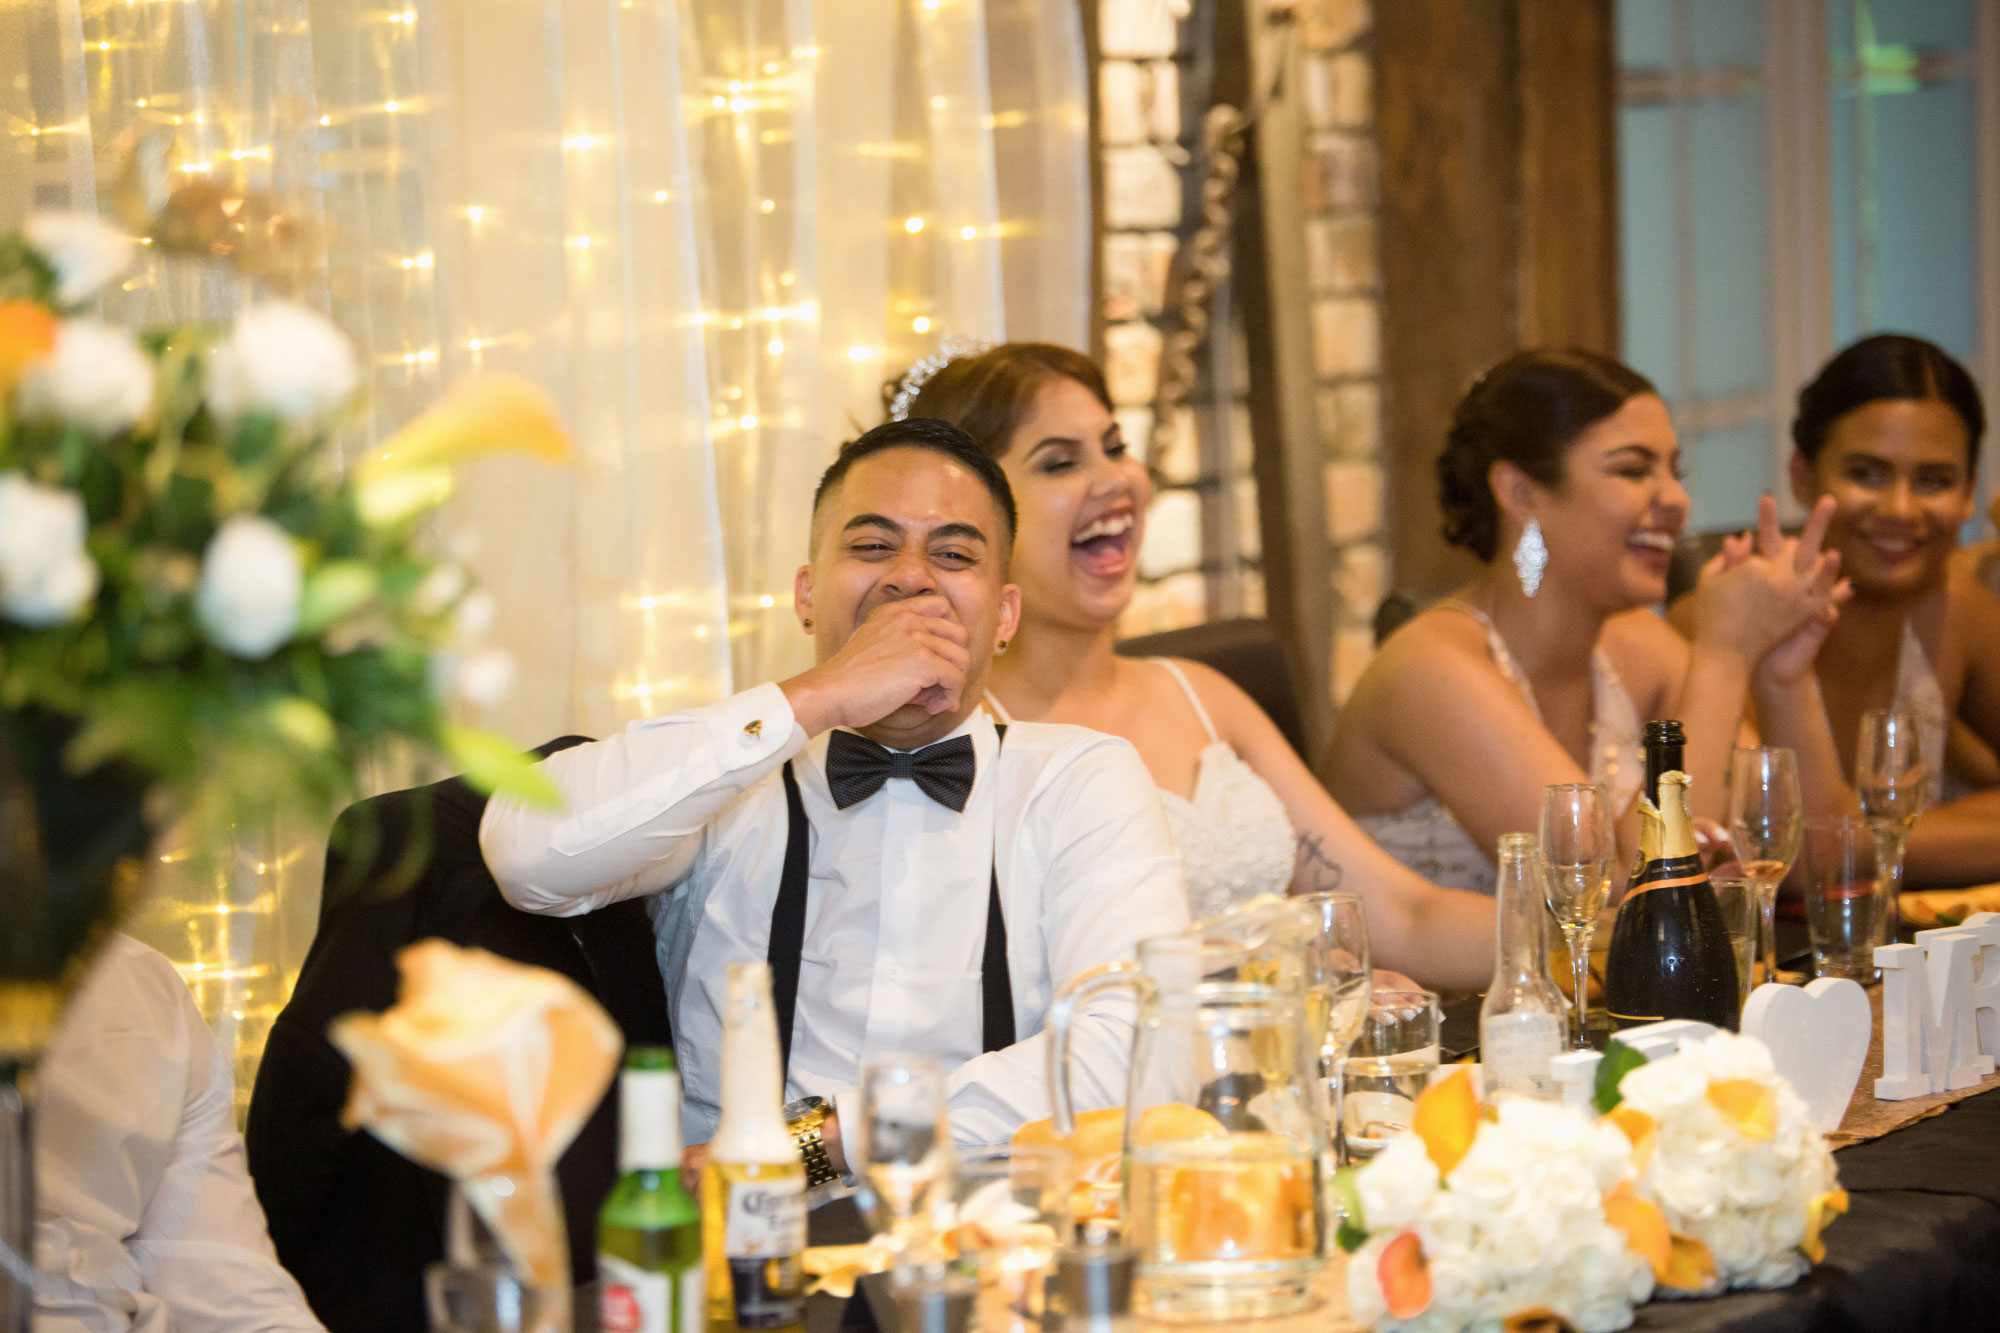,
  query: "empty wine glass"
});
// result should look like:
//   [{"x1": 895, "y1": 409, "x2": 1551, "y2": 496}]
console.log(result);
[
  {"x1": 855, "y1": 1055, "x2": 952, "y2": 1275},
  {"x1": 1726, "y1": 746, "x2": 1804, "y2": 986},
  {"x1": 1855, "y1": 710, "x2": 1926, "y2": 941},
  {"x1": 1540, "y1": 783, "x2": 1617, "y2": 1049},
  {"x1": 1297, "y1": 892, "x2": 1371, "y2": 1162}
]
